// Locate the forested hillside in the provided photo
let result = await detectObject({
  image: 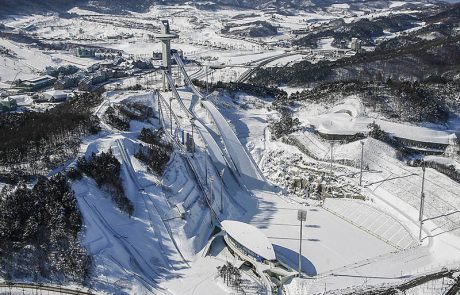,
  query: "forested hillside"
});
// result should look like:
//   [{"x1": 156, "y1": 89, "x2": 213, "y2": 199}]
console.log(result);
[
  {"x1": 0, "y1": 92, "x2": 101, "y2": 183},
  {"x1": 0, "y1": 174, "x2": 90, "y2": 283}
]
